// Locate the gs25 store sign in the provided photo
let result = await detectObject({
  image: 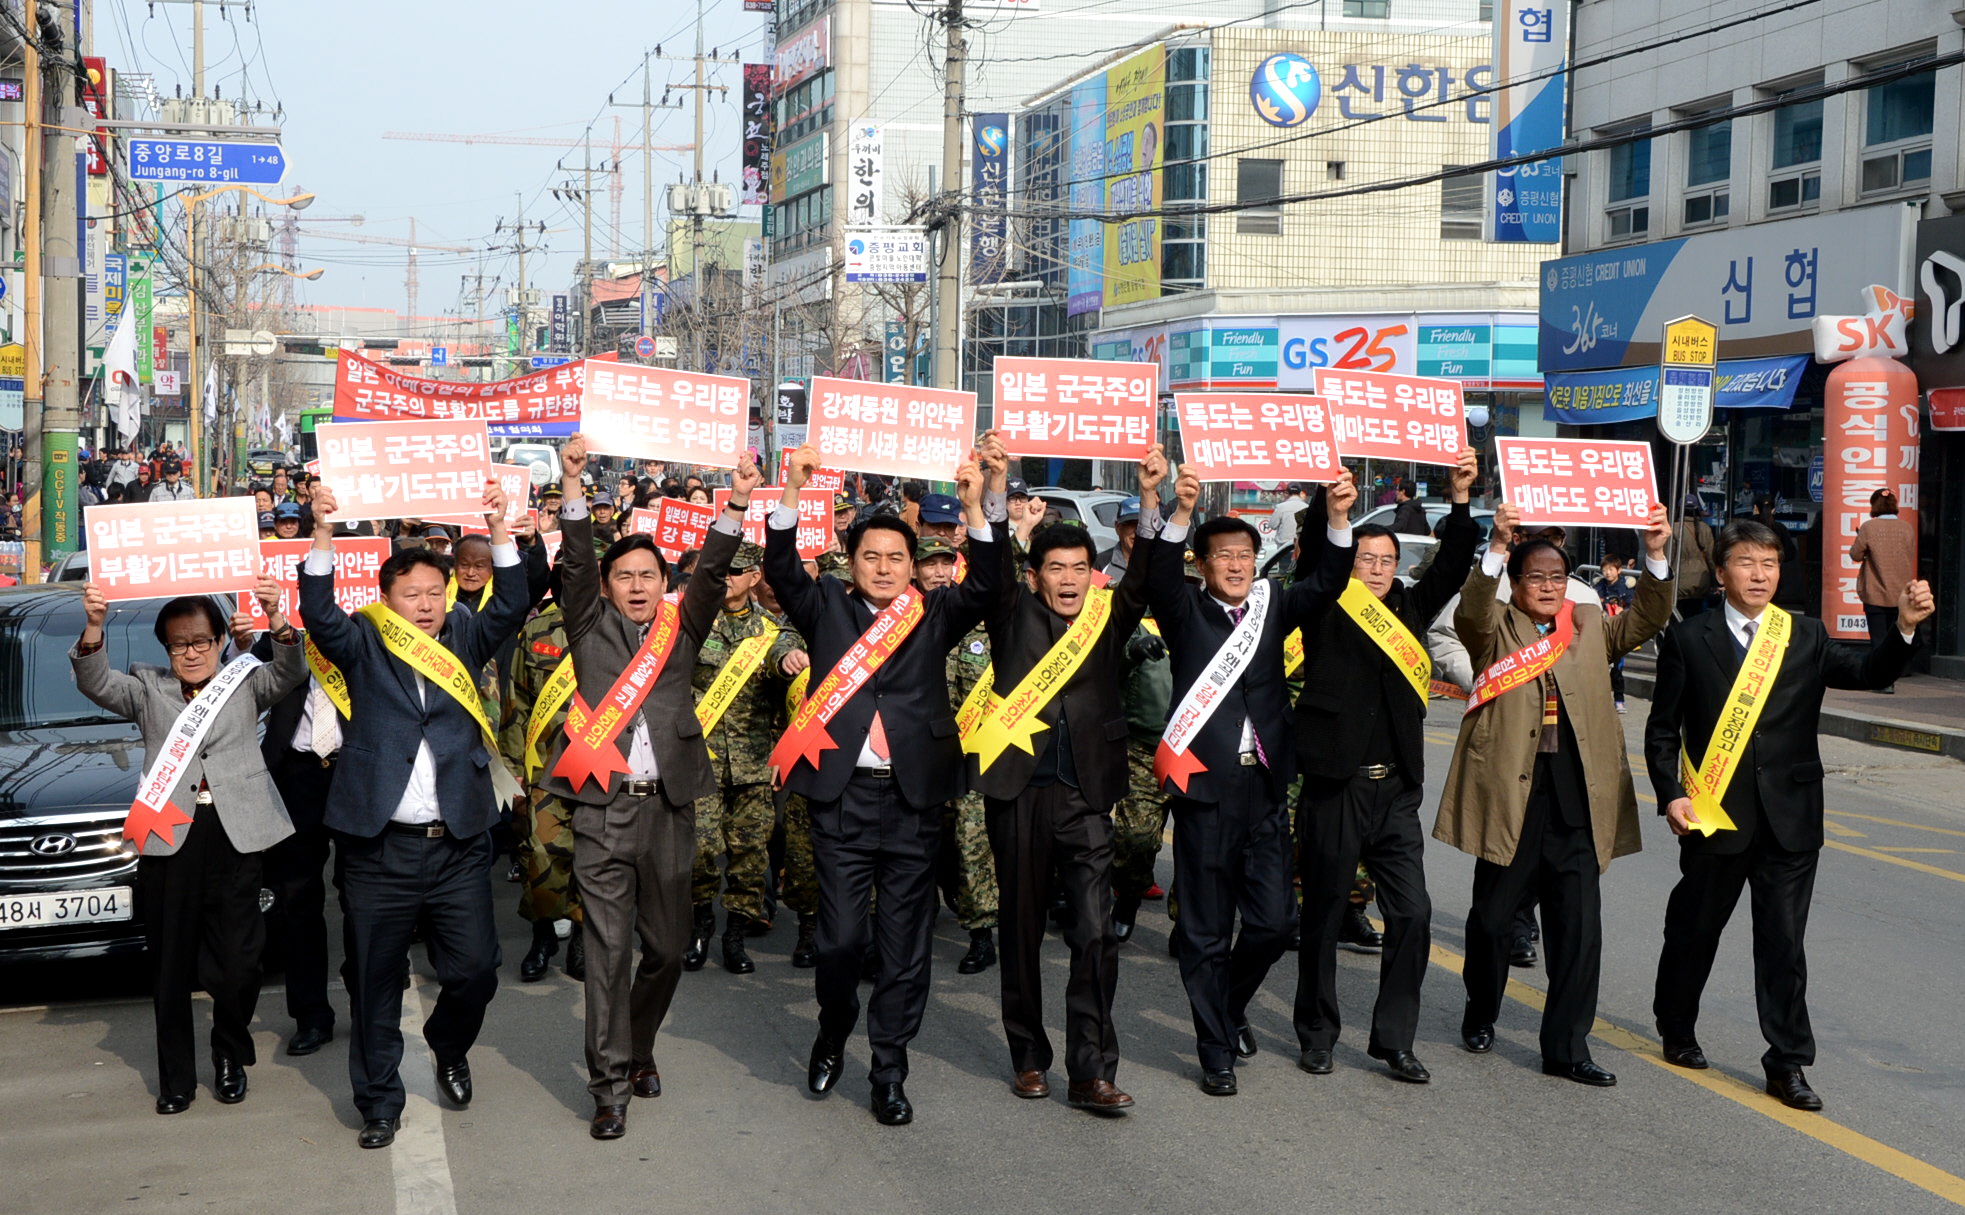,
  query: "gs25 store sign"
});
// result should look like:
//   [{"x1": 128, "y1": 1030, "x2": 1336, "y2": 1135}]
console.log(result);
[{"x1": 1279, "y1": 318, "x2": 1415, "y2": 382}]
